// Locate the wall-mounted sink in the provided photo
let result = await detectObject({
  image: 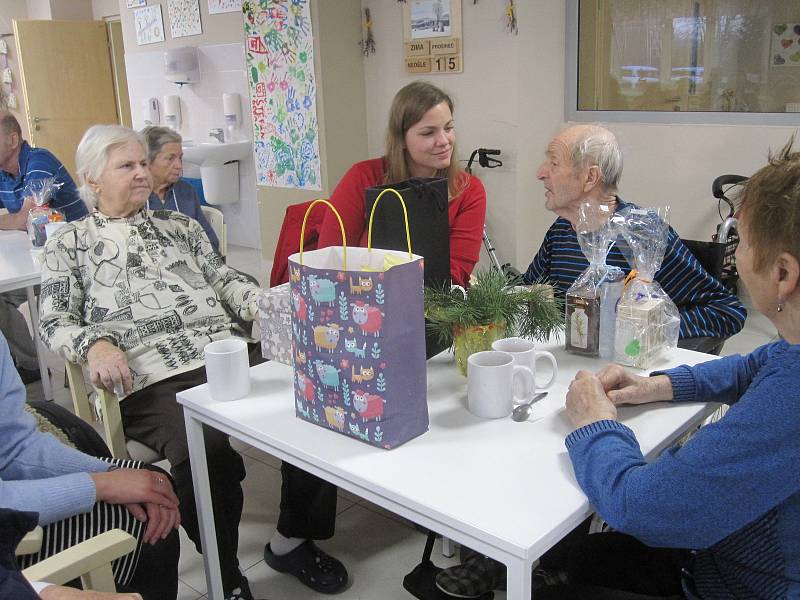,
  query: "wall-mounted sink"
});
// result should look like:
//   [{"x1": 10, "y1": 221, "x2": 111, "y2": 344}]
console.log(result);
[
  {"x1": 182, "y1": 140, "x2": 252, "y2": 166},
  {"x1": 181, "y1": 141, "x2": 252, "y2": 205}
]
